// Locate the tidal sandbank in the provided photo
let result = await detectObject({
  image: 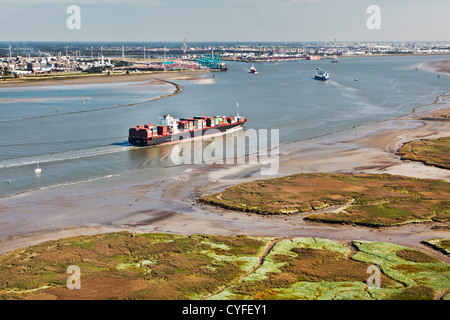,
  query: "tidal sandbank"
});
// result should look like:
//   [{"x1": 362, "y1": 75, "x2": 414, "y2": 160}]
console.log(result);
[
  {"x1": 0, "y1": 70, "x2": 210, "y2": 88},
  {"x1": 0, "y1": 61, "x2": 449, "y2": 260},
  {"x1": 417, "y1": 59, "x2": 450, "y2": 74},
  {"x1": 0, "y1": 91, "x2": 449, "y2": 261}
]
